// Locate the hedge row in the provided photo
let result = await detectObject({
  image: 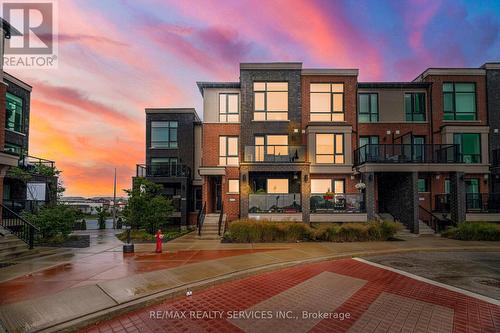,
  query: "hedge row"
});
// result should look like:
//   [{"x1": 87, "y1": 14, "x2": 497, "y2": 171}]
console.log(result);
[
  {"x1": 223, "y1": 219, "x2": 401, "y2": 243},
  {"x1": 441, "y1": 222, "x2": 500, "y2": 241}
]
